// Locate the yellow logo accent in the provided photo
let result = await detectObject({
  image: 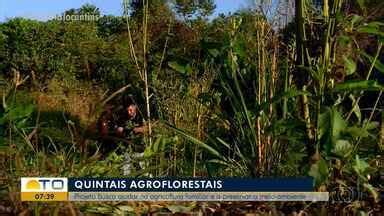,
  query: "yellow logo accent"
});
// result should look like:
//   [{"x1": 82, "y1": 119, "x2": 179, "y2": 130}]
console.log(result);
[{"x1": 26, "y1": 180, "x2": 40, "y2": 190}]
